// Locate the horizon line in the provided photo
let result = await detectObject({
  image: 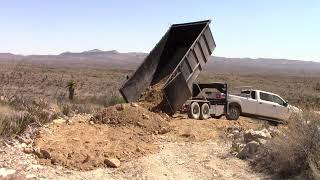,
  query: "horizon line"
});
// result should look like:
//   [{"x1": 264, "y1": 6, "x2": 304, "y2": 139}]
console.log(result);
[{"x1": 0, "y1": 49, "x2": 319, "y2": 63}]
